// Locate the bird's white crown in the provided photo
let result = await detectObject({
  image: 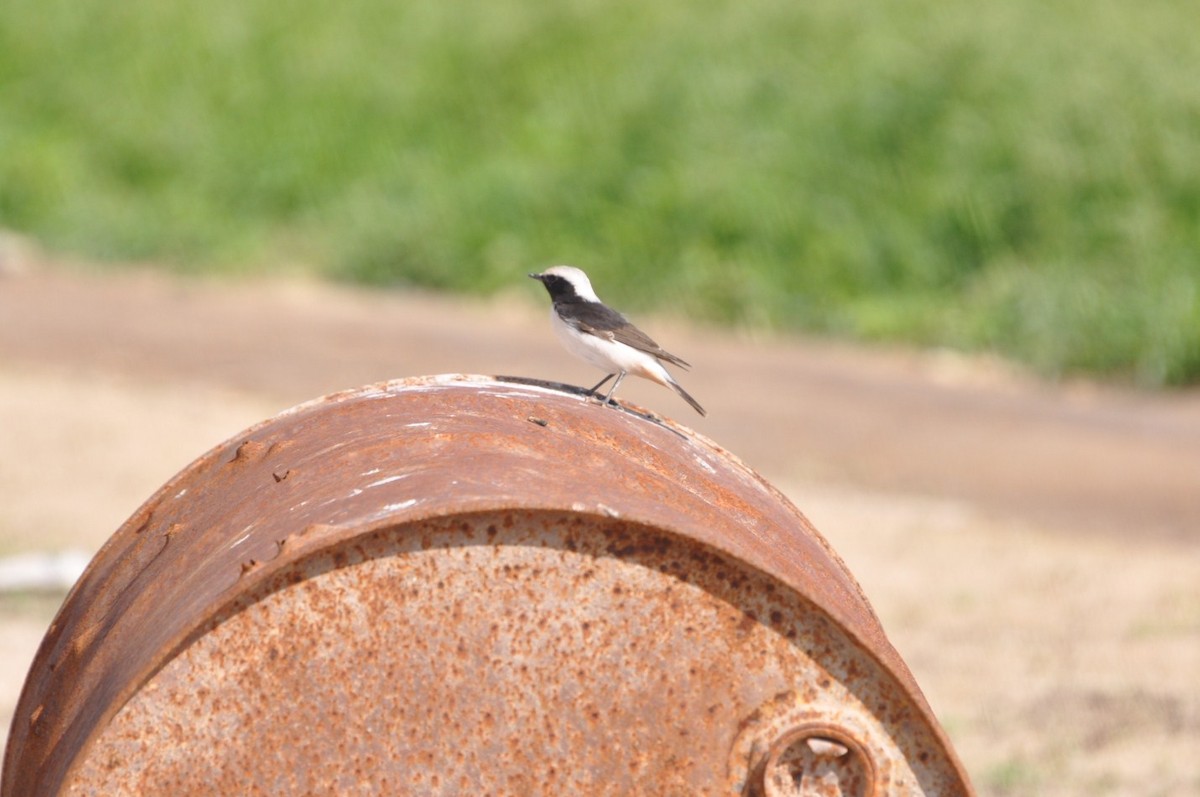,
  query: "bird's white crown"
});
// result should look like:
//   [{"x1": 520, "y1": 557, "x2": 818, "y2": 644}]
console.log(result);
[{"x1": 541, "y1": 265, "x2": 601, "y2": 303}]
